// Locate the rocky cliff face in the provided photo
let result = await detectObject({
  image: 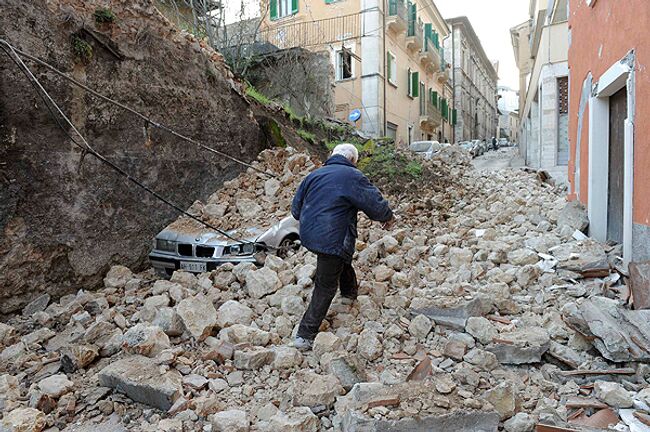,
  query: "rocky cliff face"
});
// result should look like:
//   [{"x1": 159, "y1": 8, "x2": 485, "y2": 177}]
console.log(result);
[{"x1": 0, "y1": 0, "x2": 266, "y2": 313}]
